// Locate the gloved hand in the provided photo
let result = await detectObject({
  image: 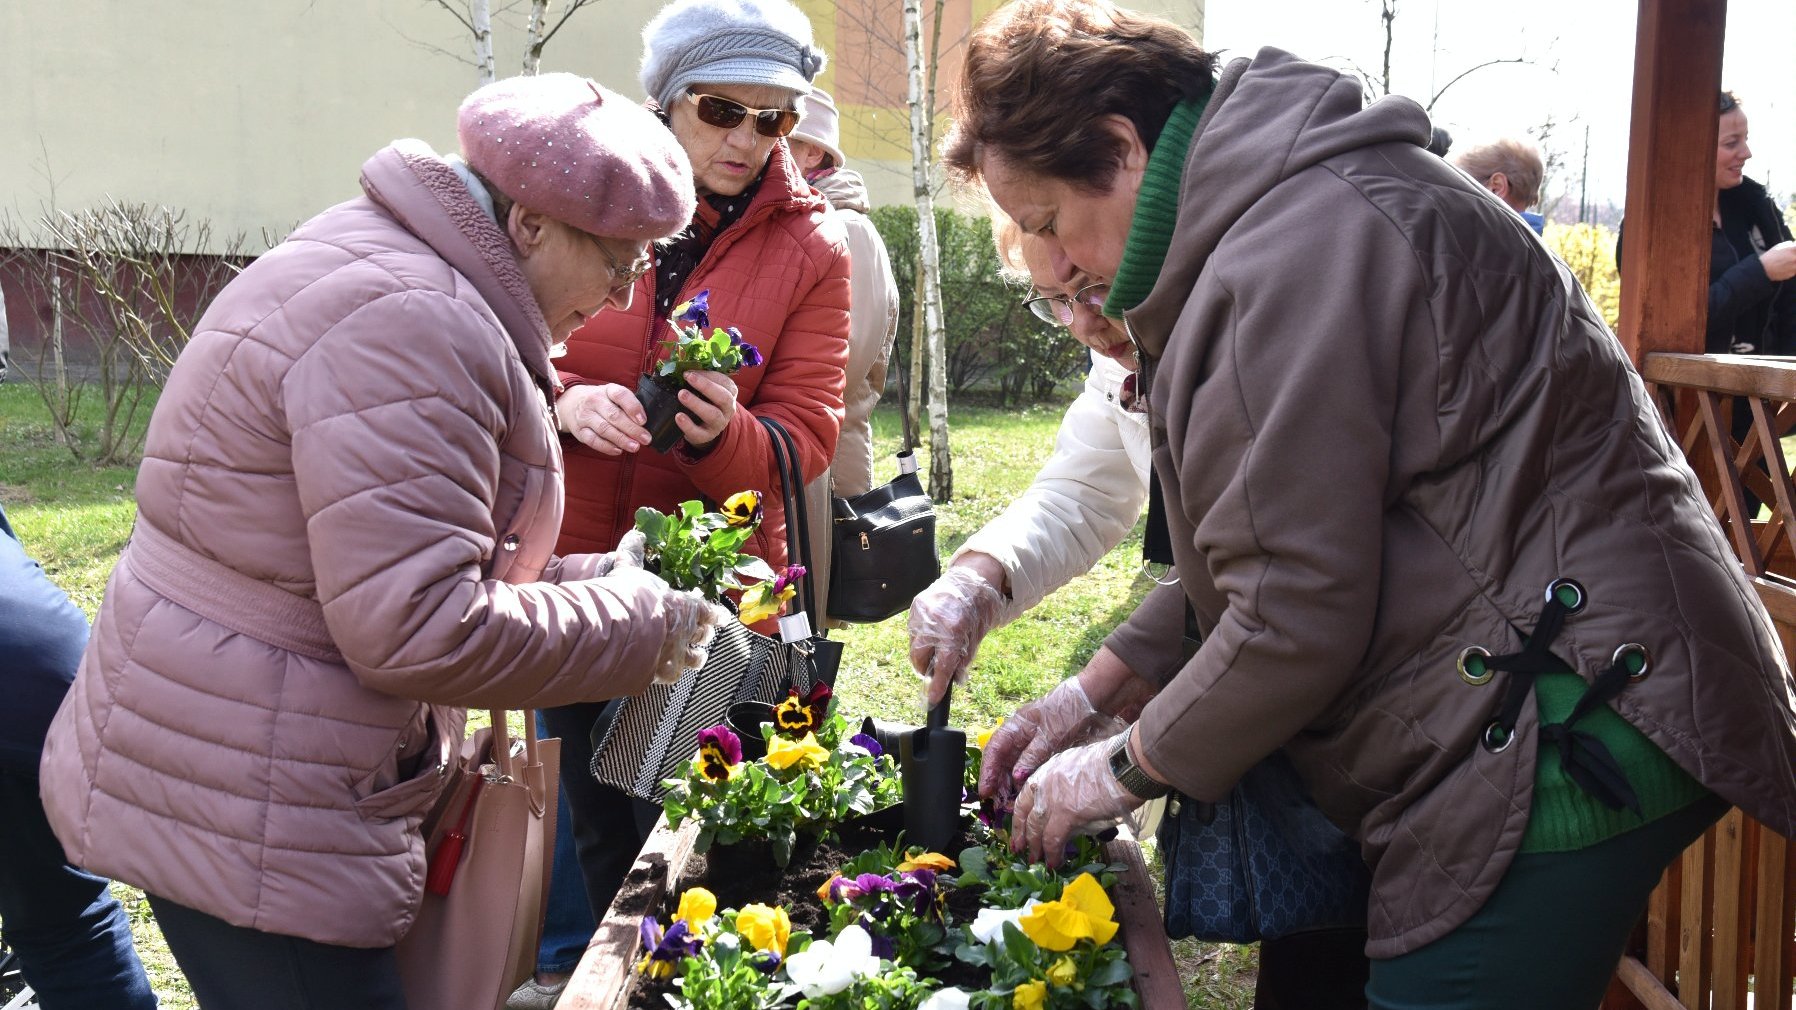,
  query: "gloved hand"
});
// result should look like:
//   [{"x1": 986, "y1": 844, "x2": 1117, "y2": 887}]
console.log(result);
[
  {"x1": 586, "y1": 529, "x2": 648, "y2": 579},
  {"x1": 1011, "y1": 730, "x2": 1151, "y2": 866},
  {"x1": 908, "y1": 562, "x2": 1007, "y2": 705},
  {"x1": 978, "y1": 677, "x2": 1125, "y2": 799},
  {"x1": 652, "y1": 587, "x2": 727, "y2": 685}
]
